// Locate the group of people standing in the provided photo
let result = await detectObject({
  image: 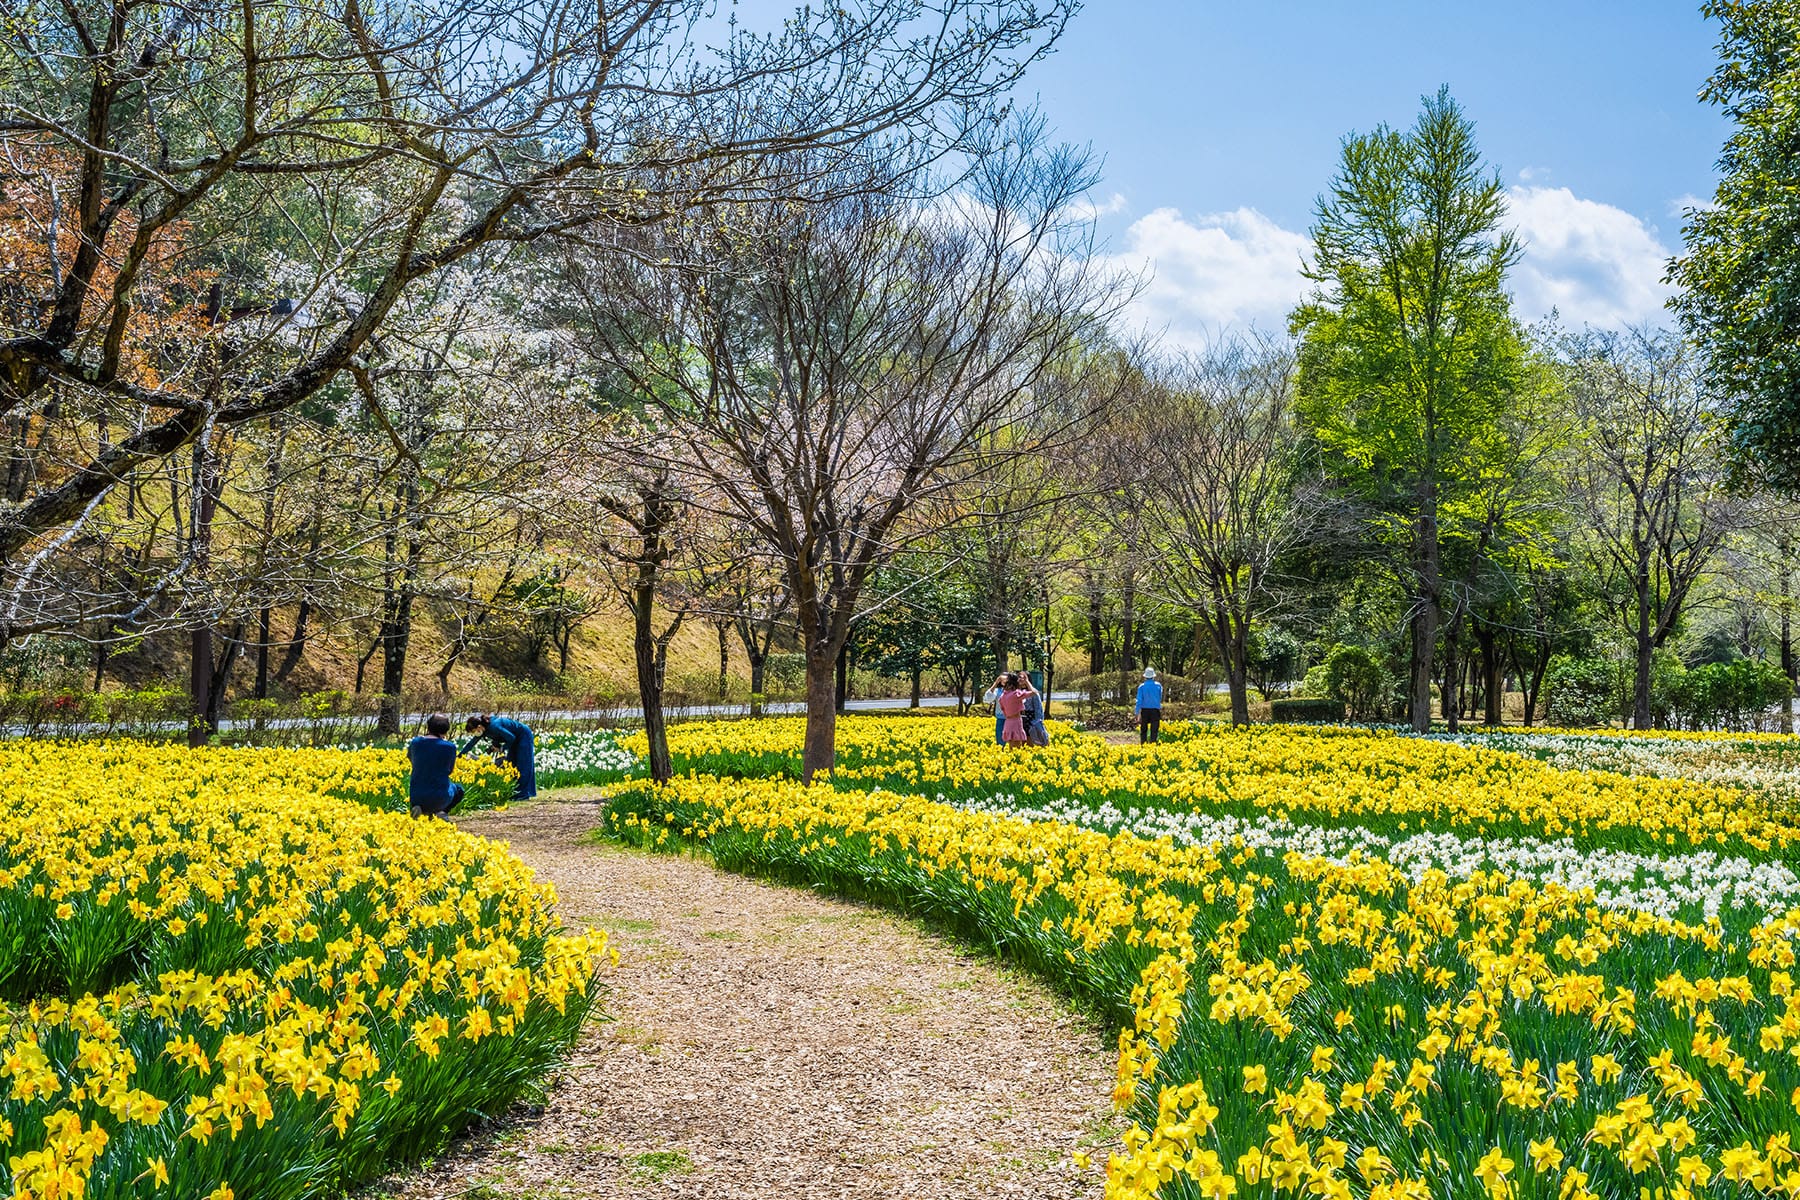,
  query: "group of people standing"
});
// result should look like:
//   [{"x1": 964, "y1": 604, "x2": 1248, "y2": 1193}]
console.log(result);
[
  {"x1": 405, "y1": 712, "x2": 538, "y2": 818},
  {"x1": 984, "y1": 665, "x2": 1166, "y2": 748},
  {"x1": 986, "y1": 671, "x2": 1048, "y2": 748}
]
